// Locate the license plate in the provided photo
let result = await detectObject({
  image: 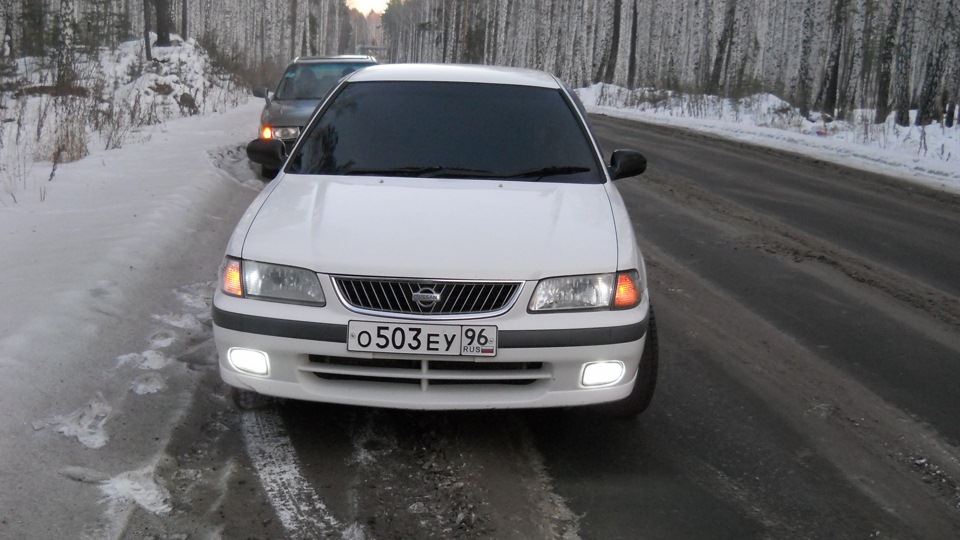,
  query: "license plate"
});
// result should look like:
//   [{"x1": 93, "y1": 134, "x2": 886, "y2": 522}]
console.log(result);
[{"x1": 347, "y1": 321, "x2": 497, "y2": 357}]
